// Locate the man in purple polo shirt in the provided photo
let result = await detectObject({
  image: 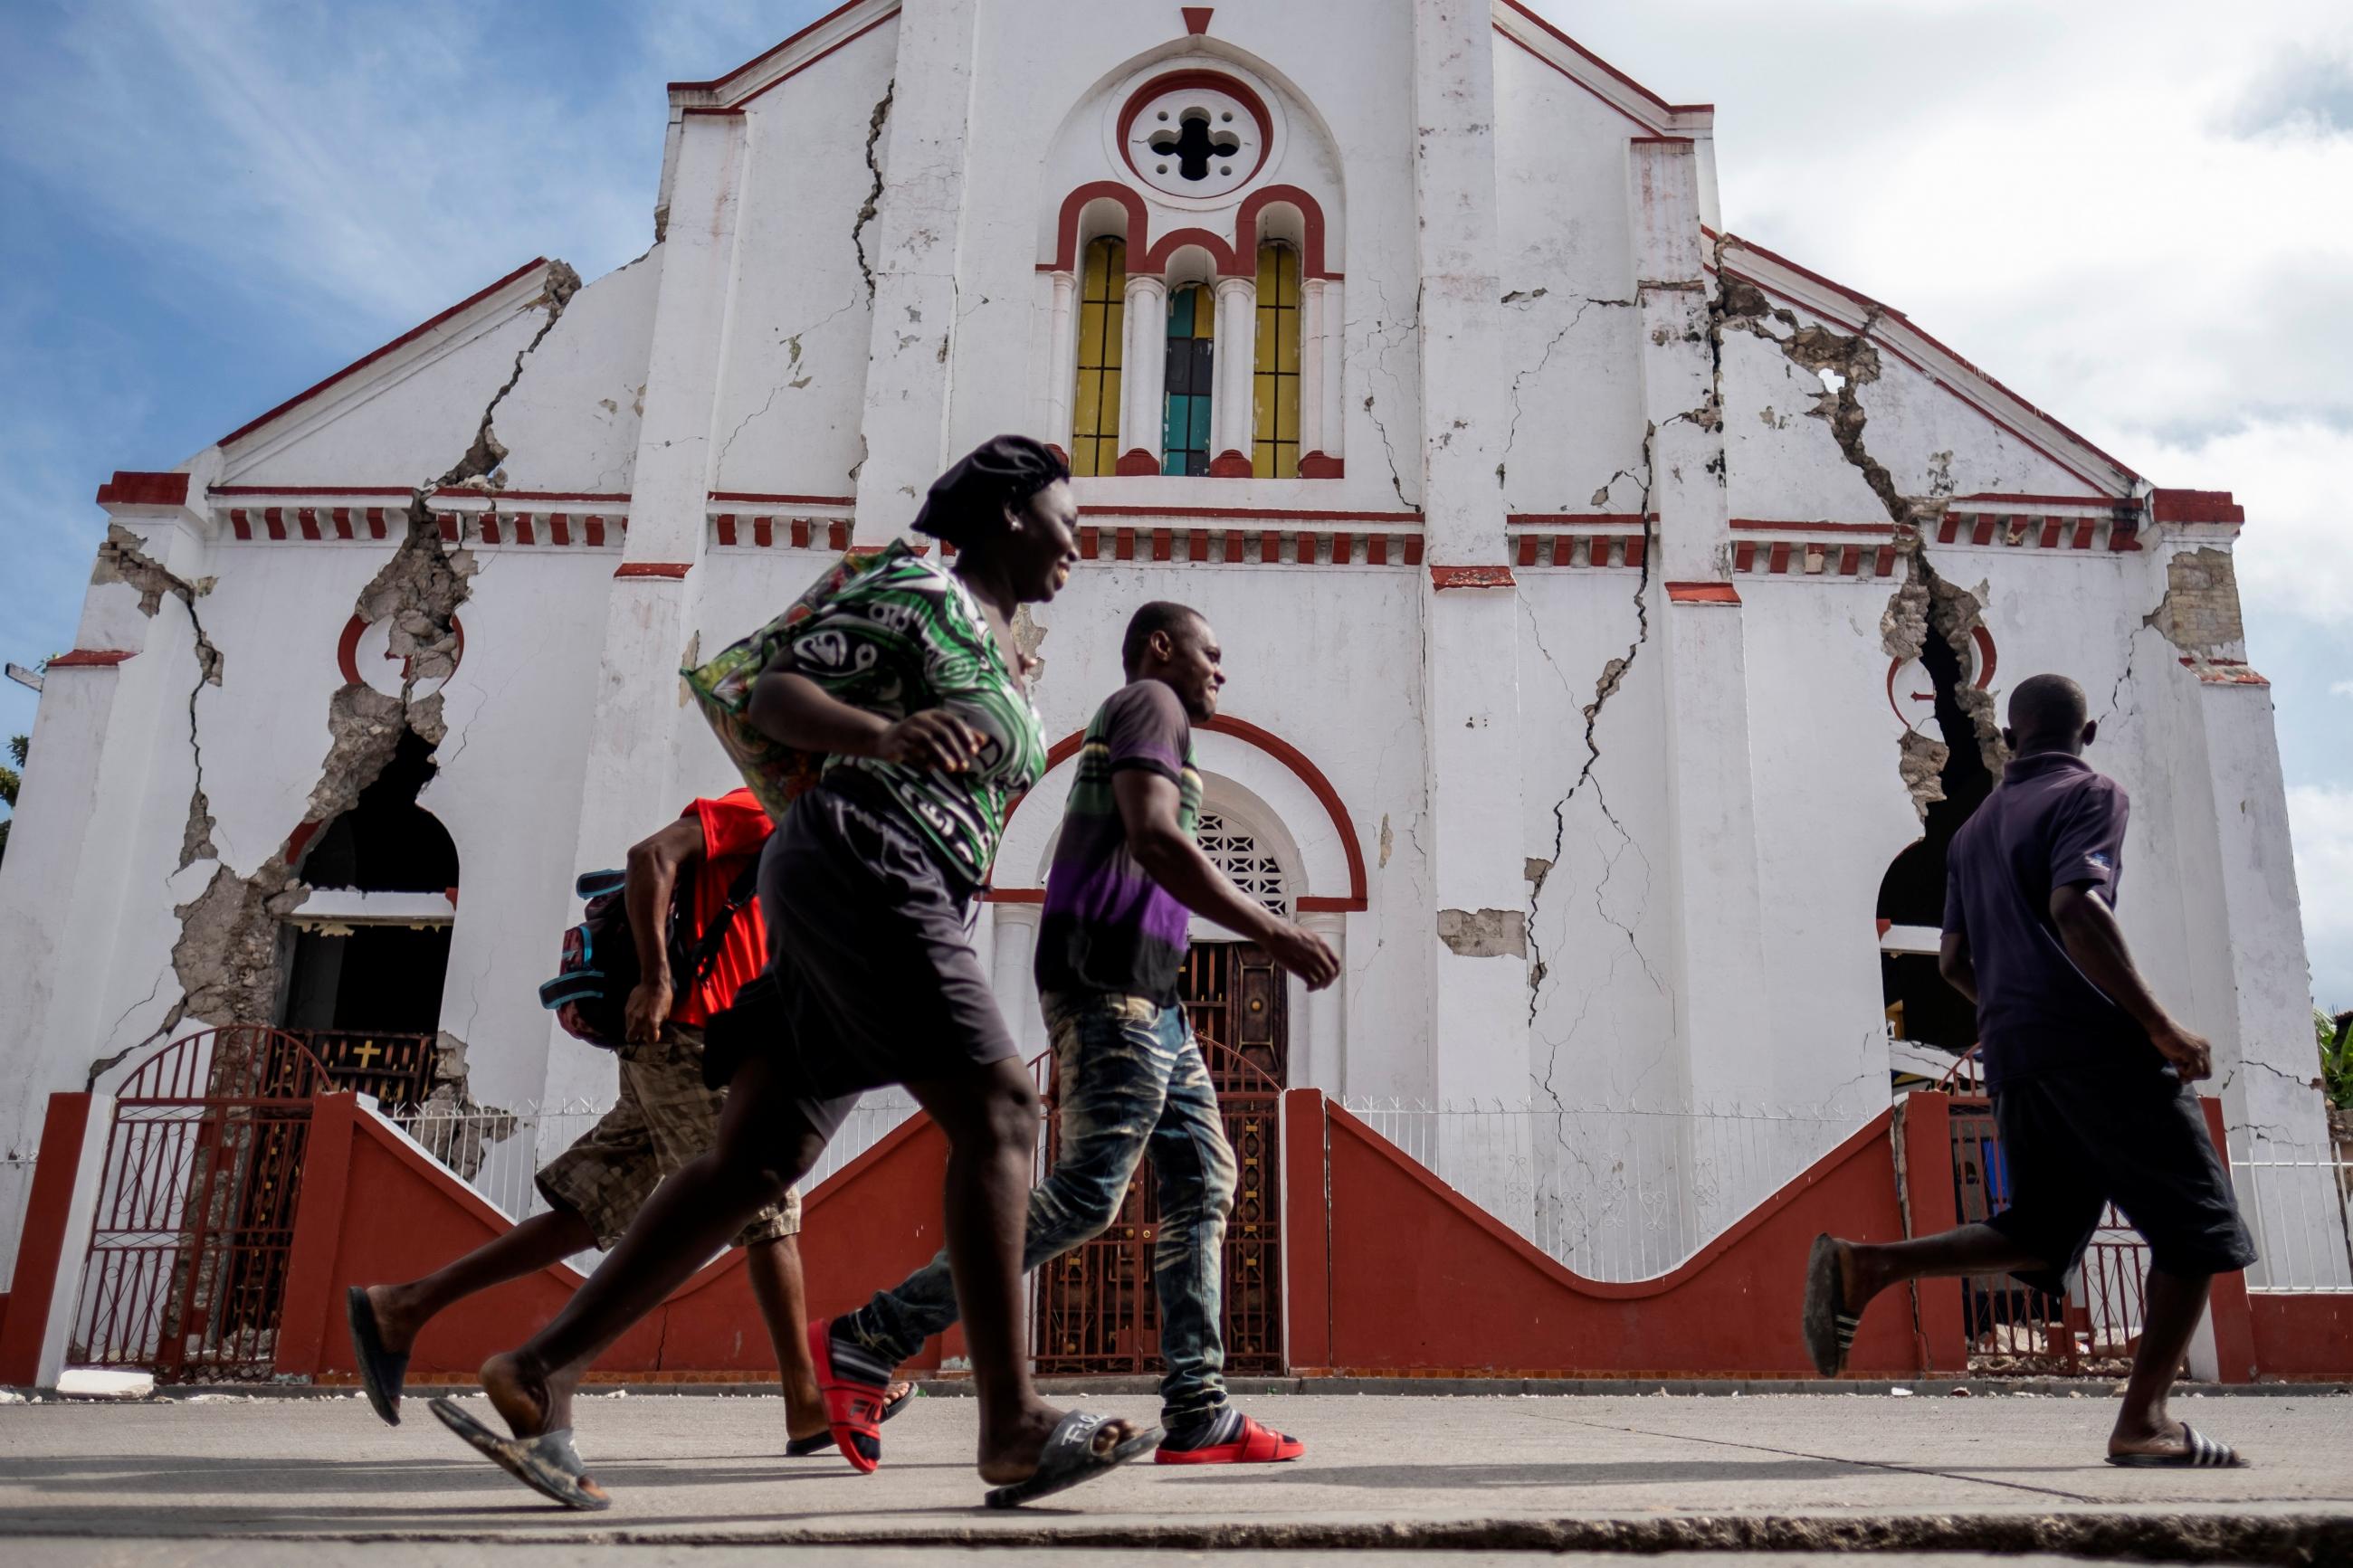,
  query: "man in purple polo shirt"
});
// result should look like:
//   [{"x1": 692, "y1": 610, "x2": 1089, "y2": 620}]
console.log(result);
[
  {"x1": 1802, "y1": 674, "x2": 2256, "y2": 1467},
  {"x1": 817, "y1": 601, "x2": 1339, "y2": 1468}
]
